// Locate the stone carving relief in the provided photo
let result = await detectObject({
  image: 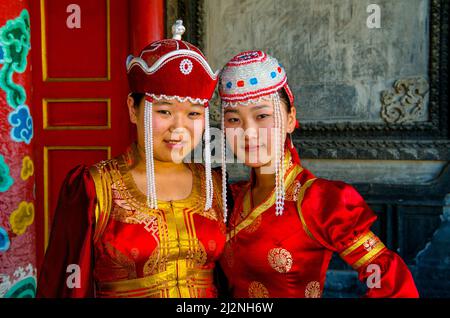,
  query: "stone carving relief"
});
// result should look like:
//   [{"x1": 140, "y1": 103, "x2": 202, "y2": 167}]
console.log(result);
[{"x1": 381, "y1": 77, "x2": 429, "y2": 124}]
